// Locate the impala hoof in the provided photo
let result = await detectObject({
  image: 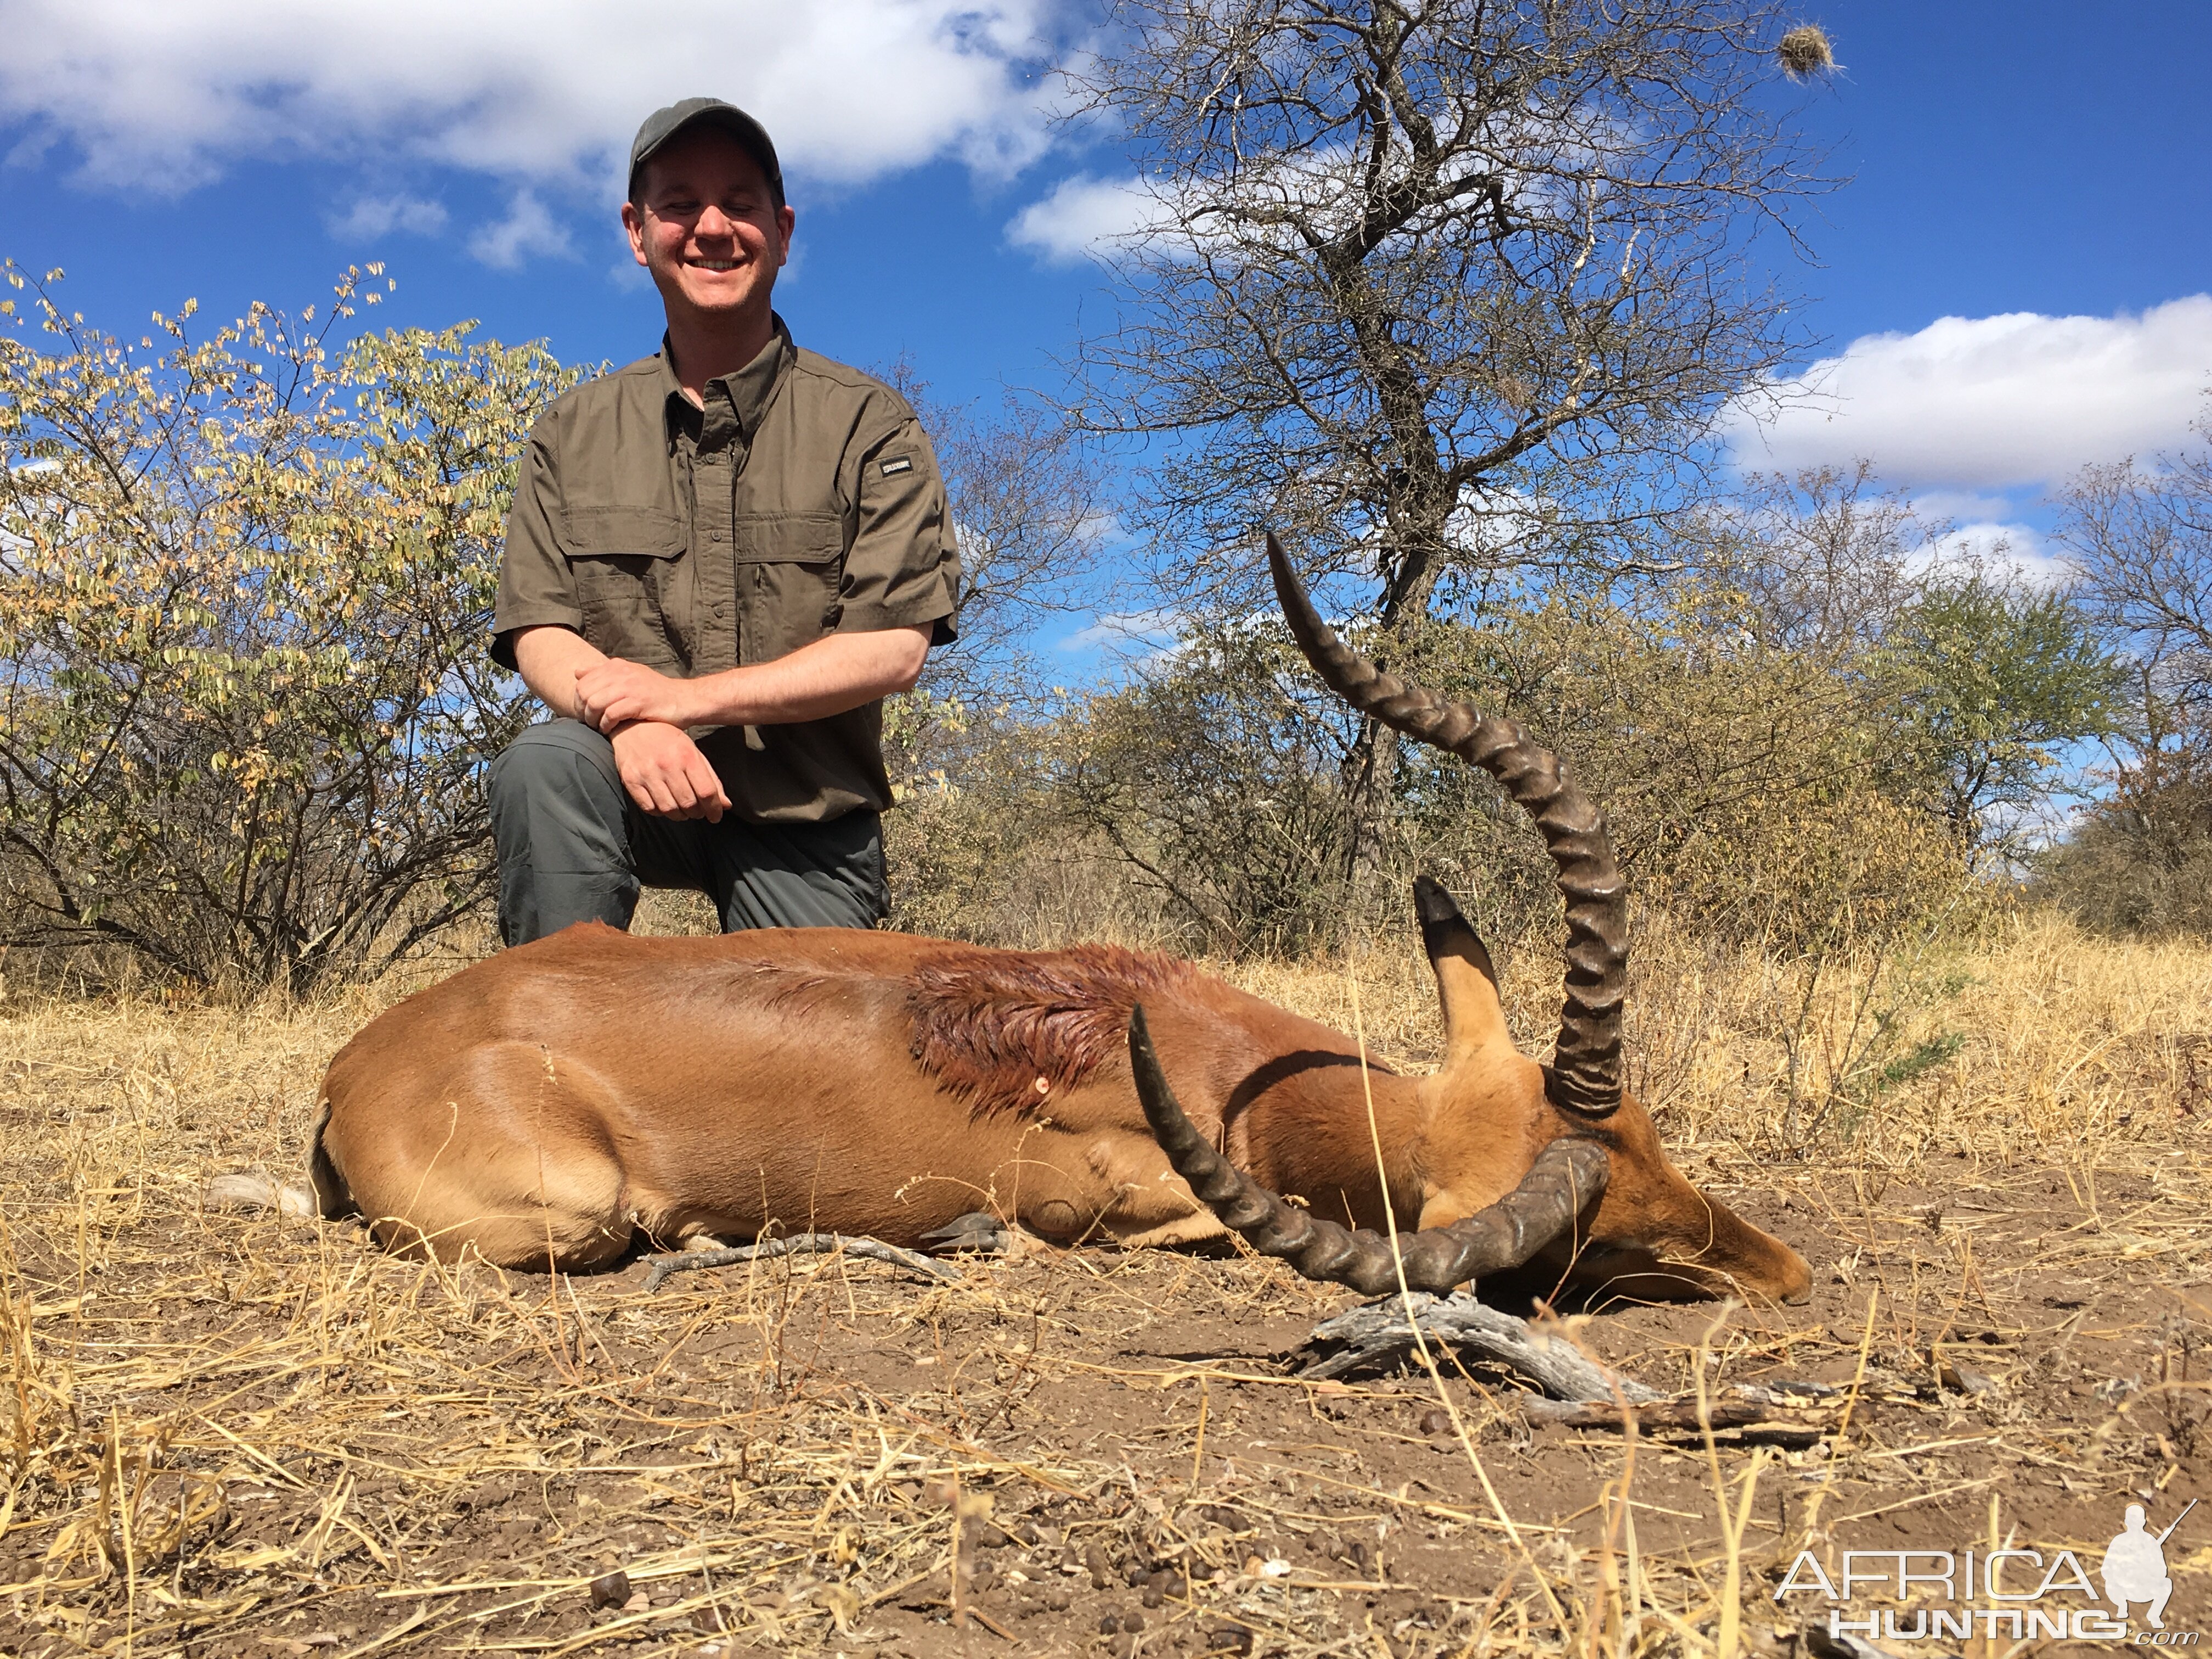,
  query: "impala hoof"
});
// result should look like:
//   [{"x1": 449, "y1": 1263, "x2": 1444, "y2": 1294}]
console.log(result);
[{"x1": 919, "y1": 1212, "x2": 1012, "y2": 1256}]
